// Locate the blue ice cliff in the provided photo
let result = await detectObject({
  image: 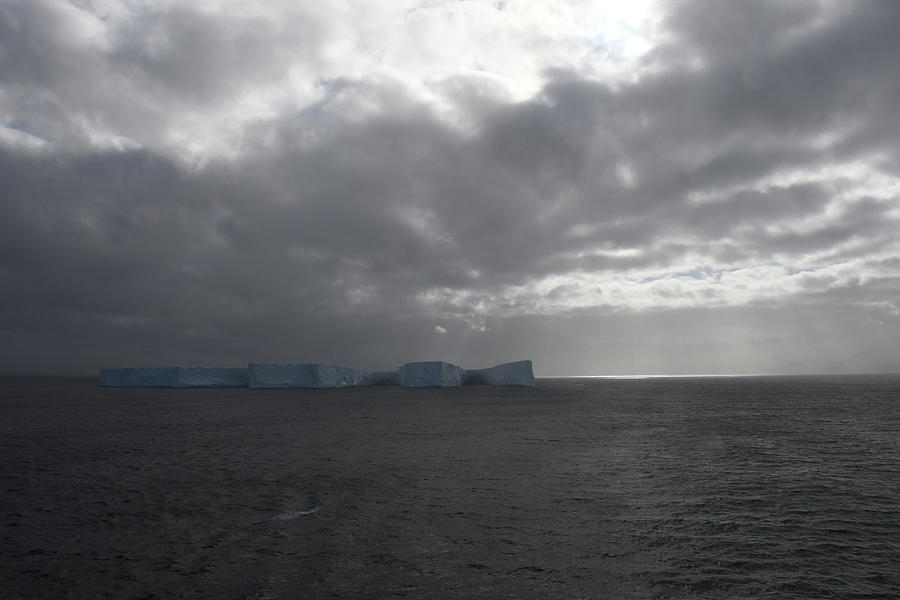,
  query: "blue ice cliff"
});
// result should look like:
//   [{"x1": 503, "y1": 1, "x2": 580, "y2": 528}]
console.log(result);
[{"x1": 248, "y1": 363, "x2": 363, "y2": 389}]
